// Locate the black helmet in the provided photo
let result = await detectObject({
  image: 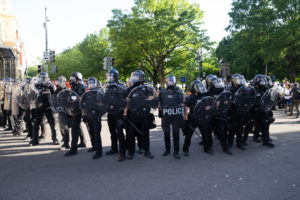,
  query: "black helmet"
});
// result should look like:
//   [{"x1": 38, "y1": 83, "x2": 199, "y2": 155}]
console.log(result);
[
  {"x1": 264, "y1": 75, "x2": 273, "y2": 87},
  {"x1": 25, "y1": 77, "x2": 32, "y2": 84},
  {"x1": 129, "y1": 70, "x2": 145, "y2": 85},
  {"x1": 205, "y1": 74, "x2": 217, "y2": 89},
  {"x1": 231, "y1": 73, "x2": 246, "y2": 87},
  {"x1": 191, "y1": 80, "x2": 207, "y2": 95},
  {"x1": 56, "y1": 76, "x2": 67, "y2": 88},
  {"x1": 97, "y1": 80, "x2": 102, "y2": 88},
  {"x1": 211, "y1": 77, "x2": 225, "y2": 89},
  {"x1": 38, "y1": 72, "x2": 49, "y2": 85},
  {"x1": 106, "y1": 69, "x2": 119, "y2": 83},
  {"x1": 166, "y1": 76, "x2": 176, "y2": 87},
  {"x1": 252, "y1": 74, "x2": 266, "y2": 87},
  {"x1": 88, "y1": 77, "x2": 97, "y2": 89},
  {"x1": 70, "y1": 72, "x2": 83, "y2": 85}
]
